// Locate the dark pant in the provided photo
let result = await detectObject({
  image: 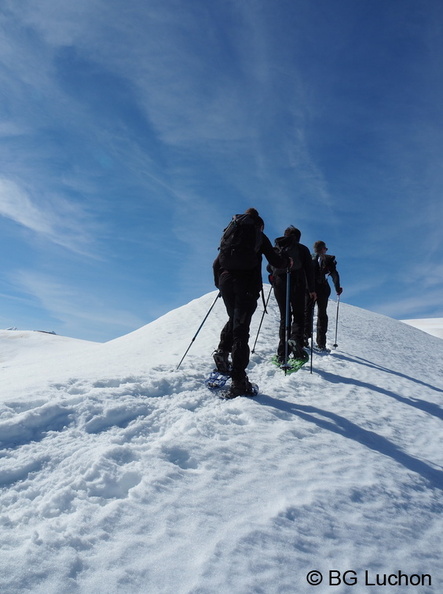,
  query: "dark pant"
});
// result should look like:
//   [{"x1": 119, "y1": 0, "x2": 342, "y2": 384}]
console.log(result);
[
  {"x1": 305, "y1": 282, "x2": 331, "y2": 347},
  {"x1": 274, "y1": 273, "x2": 306, "y2": 358},
  {"x1": 218, "y1": 273, "x2": 259, "y2": 381}
]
